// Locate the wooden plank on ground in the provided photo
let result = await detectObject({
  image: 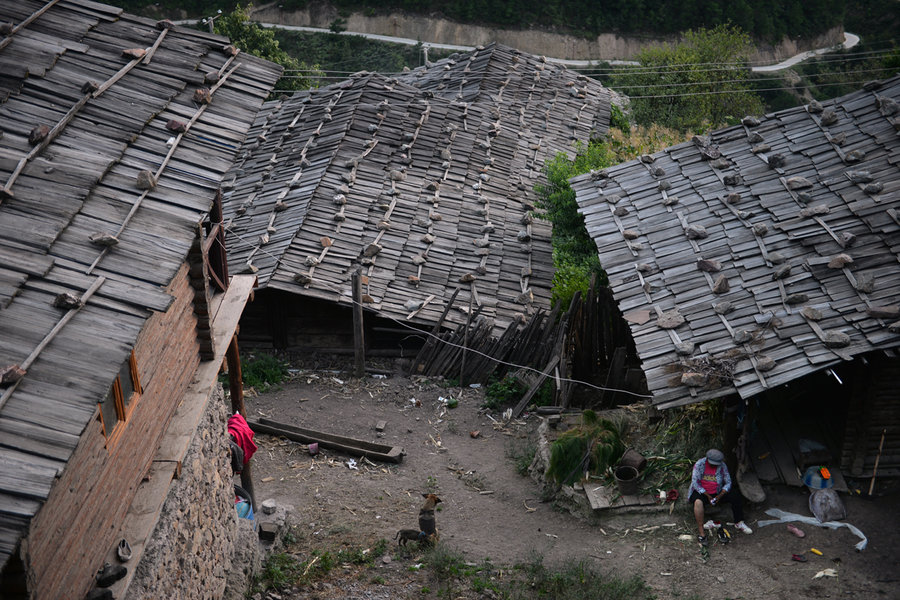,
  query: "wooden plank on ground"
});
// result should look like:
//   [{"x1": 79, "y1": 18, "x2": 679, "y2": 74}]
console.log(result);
[
  {"x1": 585, "y1": 483, "x2": 614, "y2": 510},
  {"x1": 252, "y1": 418, "x2": 404, "y2": 463}
]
